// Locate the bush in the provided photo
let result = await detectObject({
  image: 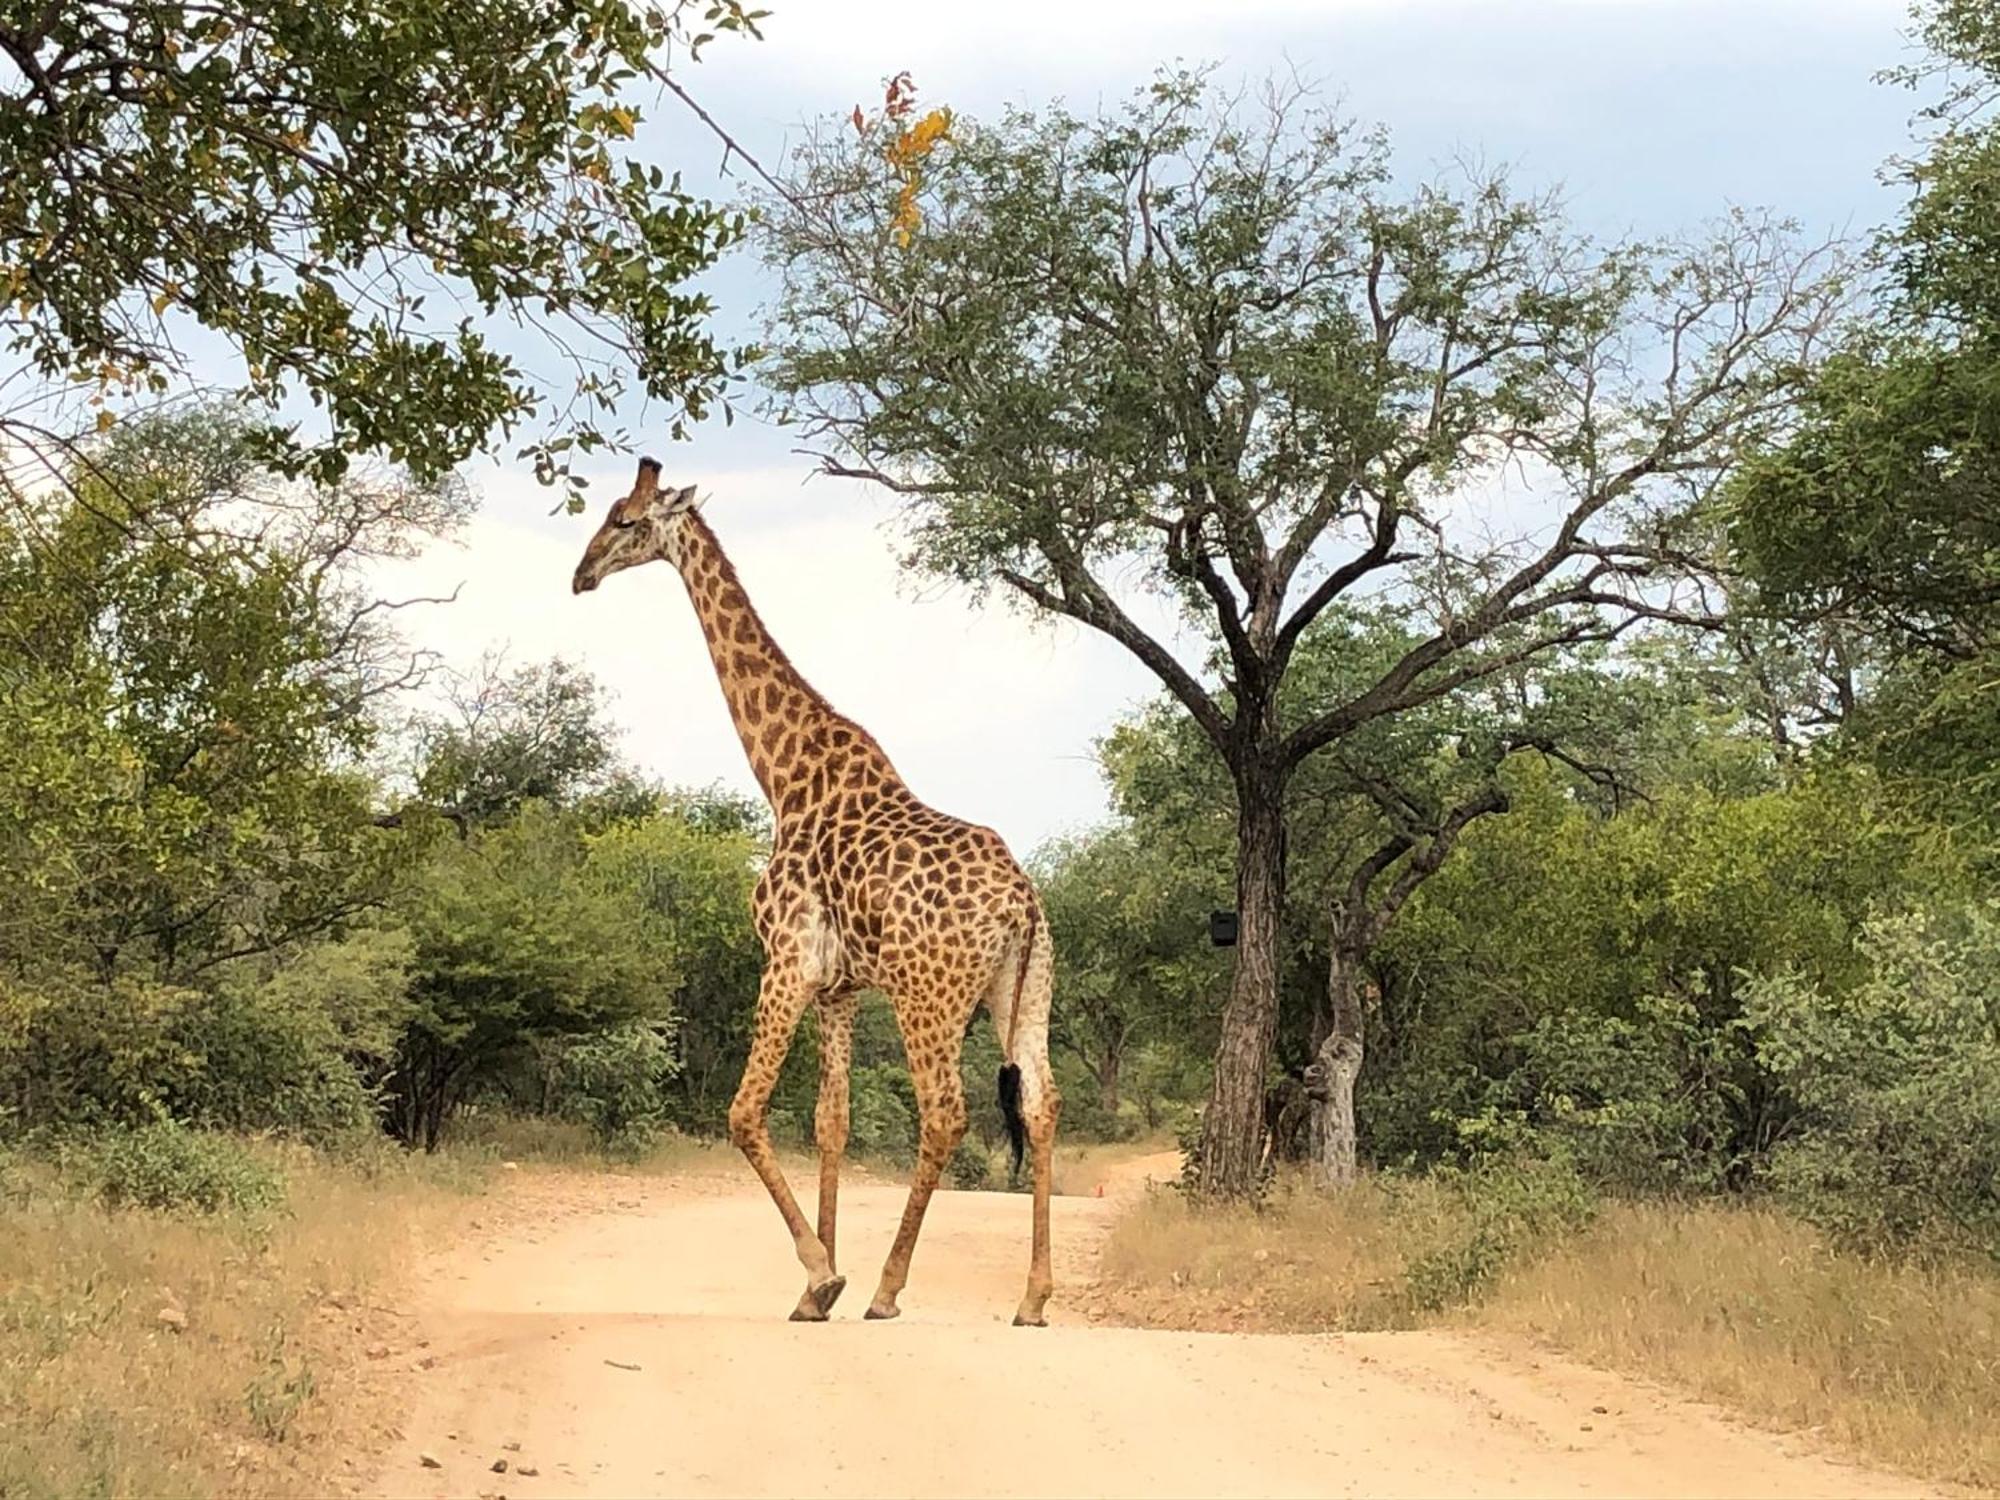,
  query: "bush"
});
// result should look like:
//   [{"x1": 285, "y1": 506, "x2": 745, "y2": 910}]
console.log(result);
[
  {"x1": 545, "y1": 1022, "x2": 679, "y2": 1153},
  {"x1": 849, "y1": 1063, "x2": 918, "y2": 1158},
  {"x1": 0, "y1": 930, "x2": 410, "y2": 1144},
  {"x1": 1396, "y1": 1150, "x2": 1598, "y2": 1313},
  {"x1": 1747, "y1": 903, "x2": 2000, "y2": 1261},
  {"x1": 1483, "y1": 995, "x2": 1747, "y2": 1195},
  {"x1": 164, "y1": 985, "x2": 378, "y2": 1144},
  {"x1": 55, "y1": 1122, "x2": 287, "y2": 1215},
  {"x1": 948, "y1": 1141, "x2": 995, "y2": 1190},
  {"x1": 0, "y1": 1139, "x2": 21, "y2": 1207},
  {"x1": 0, "y1": 973, "x2": 205, "y2": 1130}
]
